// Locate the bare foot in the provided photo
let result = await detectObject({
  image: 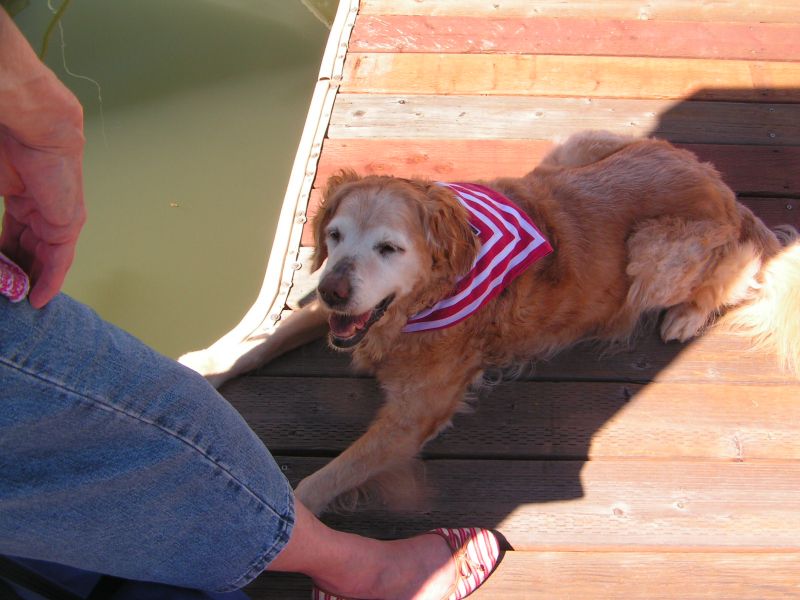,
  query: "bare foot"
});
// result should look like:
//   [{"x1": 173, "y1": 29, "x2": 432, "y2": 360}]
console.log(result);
[
  {"x1": 312, "y1": 533, "x2": 455, "y2": 600},
  {"x1": 269, "y1": 501, "x2": 498, "y2": 600}
]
